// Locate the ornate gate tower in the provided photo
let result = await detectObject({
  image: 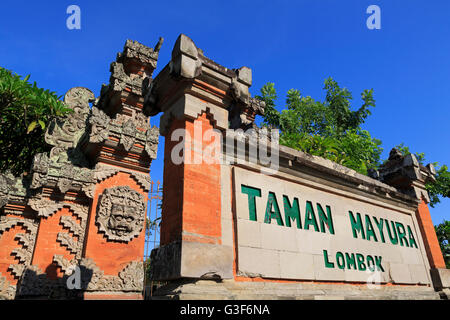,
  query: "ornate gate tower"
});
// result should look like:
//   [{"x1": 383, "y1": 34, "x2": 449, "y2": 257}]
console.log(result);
[{"x1": 0, "y1": 38, "x2": 161, "y2": 300}]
